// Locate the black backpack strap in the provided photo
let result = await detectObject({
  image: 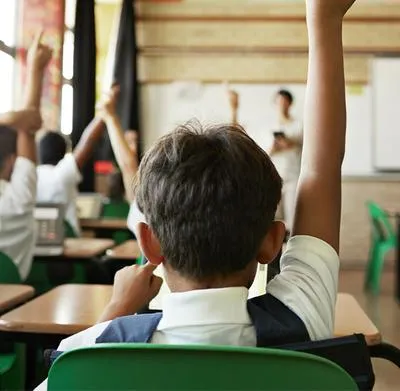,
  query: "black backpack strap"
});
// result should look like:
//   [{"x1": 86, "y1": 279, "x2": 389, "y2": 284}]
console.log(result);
[{"x1": 277, "y1": 334, "x2": 375, "y2": 391}]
